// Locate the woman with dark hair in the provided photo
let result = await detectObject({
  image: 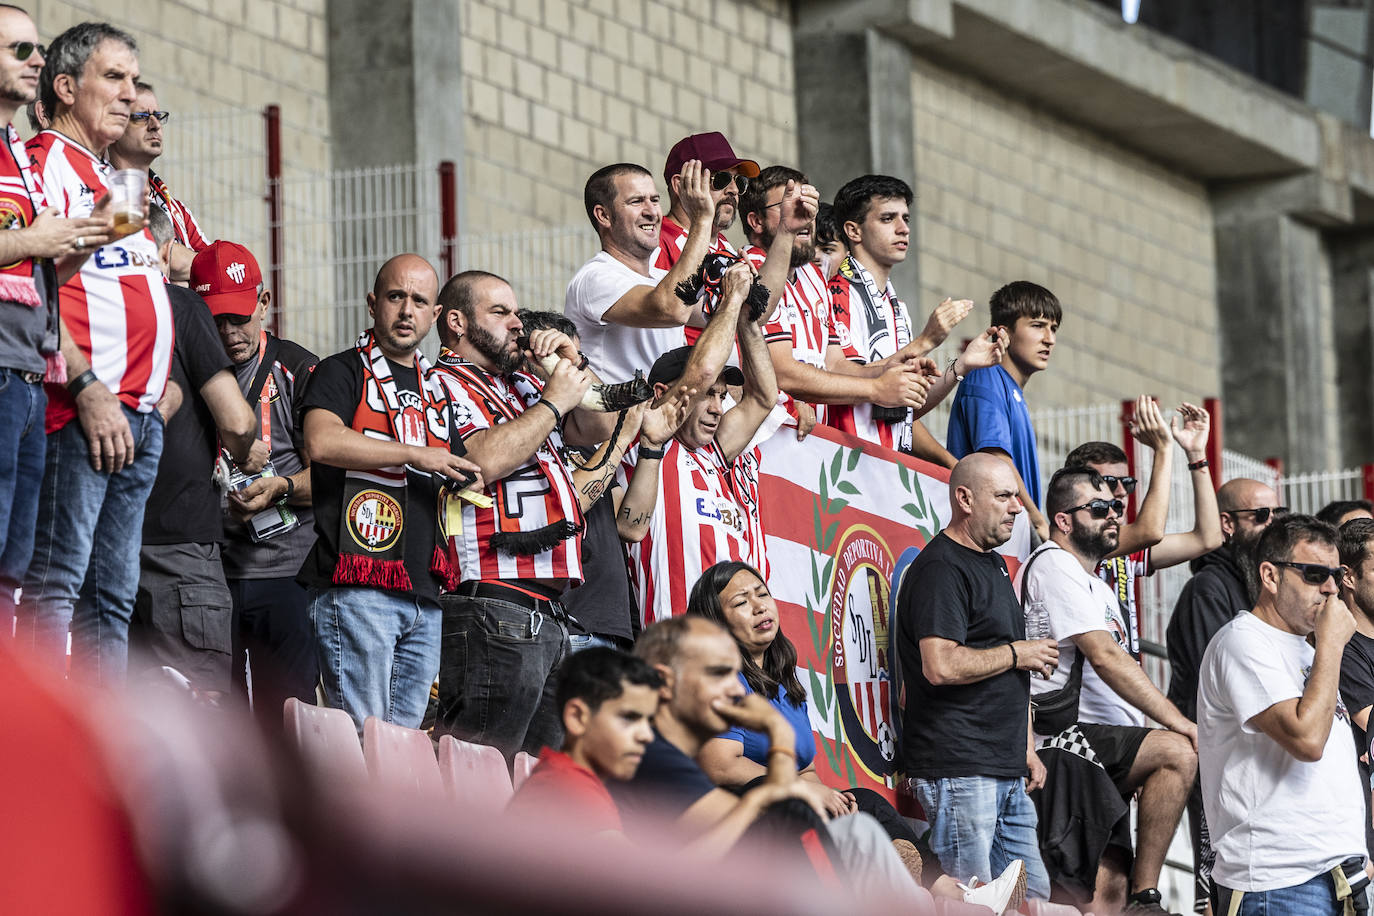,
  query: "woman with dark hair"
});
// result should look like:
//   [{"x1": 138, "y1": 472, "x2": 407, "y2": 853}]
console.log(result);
[{"x1": 686, "y1": 561, "x2": 1026, "y2": 913}]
